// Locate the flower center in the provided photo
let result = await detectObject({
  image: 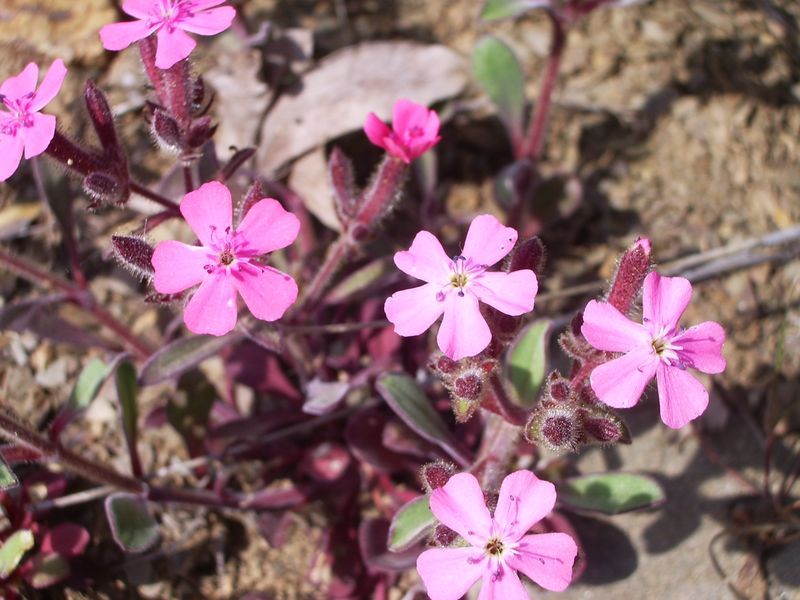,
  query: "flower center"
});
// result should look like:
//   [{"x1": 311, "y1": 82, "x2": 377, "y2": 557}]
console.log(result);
[
  {"x1": 204, "y1": 225, "x2": 251, "y2": 274},
  {"x1": 651, "y1": 325, "x2": 682, "y2": 365},
  {"x1": 0, "y1": 94, "x2": 34, "y2": 135},
  {"x1": 436, "y1": 254, "x2": 487, "y2": 301},
  {"x1": 485, "y1": 537, "x2": 505, "y2": 557},
  {"x1": 151, "y1": 0, "x2": 191, "y2": 28}
]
